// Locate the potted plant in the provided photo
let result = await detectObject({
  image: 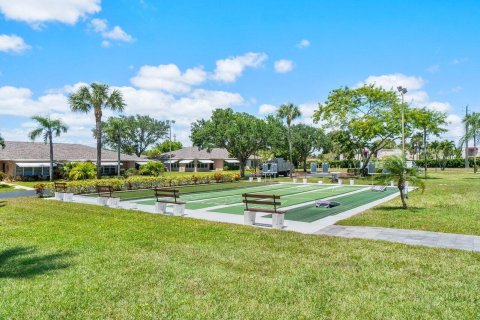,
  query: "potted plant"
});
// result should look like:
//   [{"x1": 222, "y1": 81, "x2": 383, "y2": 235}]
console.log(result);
[{"x1": 33, "y1": 183, "x2": 47, "y2": 198}]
